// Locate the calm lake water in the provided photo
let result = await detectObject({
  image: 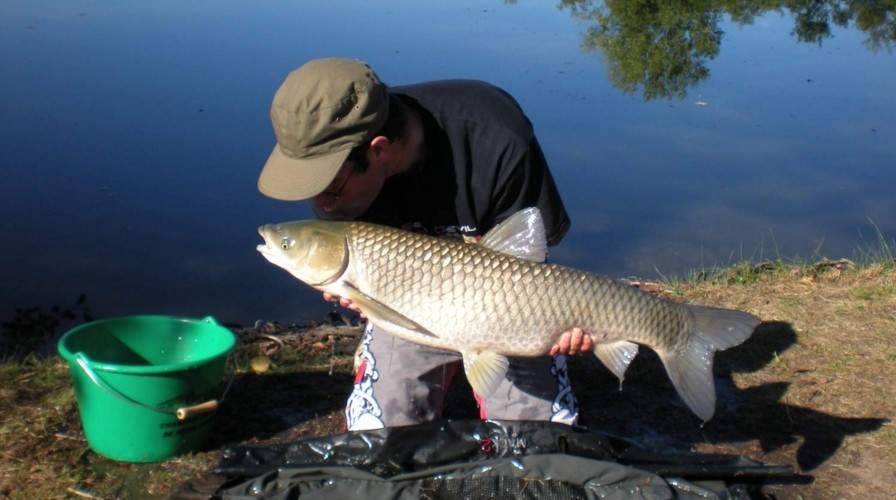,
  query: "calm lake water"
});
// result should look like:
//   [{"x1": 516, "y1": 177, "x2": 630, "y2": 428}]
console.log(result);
[{"x1": 2, "y1": 0, "x2": 894, "y2": 327}]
